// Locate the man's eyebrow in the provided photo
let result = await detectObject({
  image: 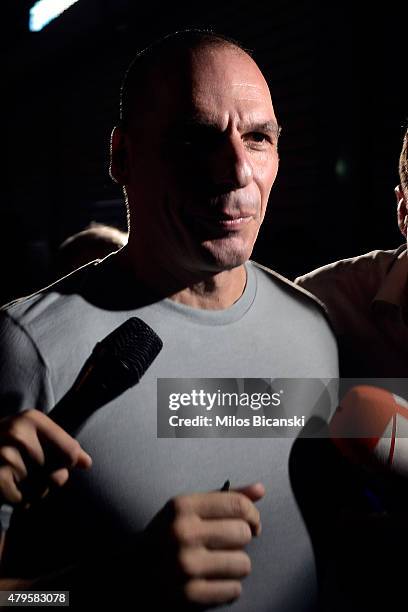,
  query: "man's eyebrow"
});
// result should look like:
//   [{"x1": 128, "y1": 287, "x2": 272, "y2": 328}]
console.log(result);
[
  {"x1": 246, "y1": 121, "x2": 282, "y2": 138},
  {"x1": 173, "y1": 116, "x2": 218, "y2": 129},
  {"x1": 169, "y1": 117, "x2": 282, "y2": 138}
]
